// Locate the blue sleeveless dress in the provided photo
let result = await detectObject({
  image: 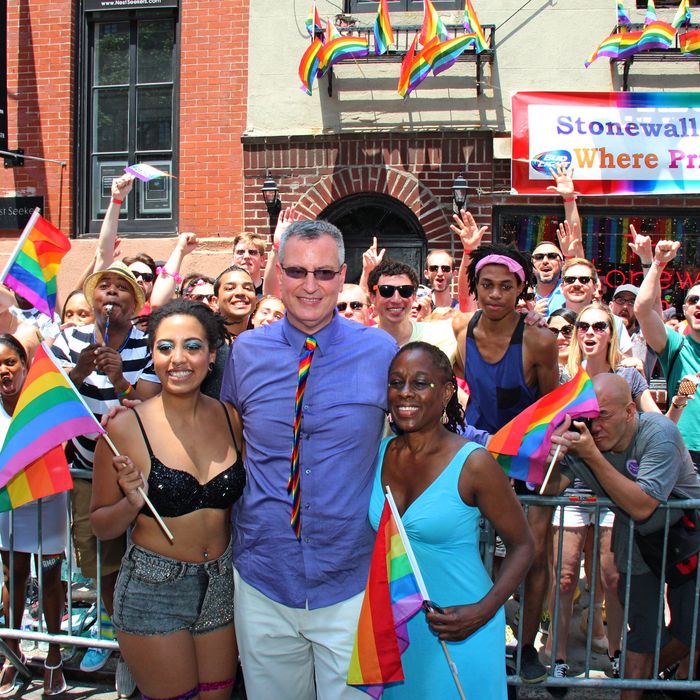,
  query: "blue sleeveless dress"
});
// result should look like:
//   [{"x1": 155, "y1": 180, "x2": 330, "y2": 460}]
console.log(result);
[{"x1": 369, "y1": 437, "x2": 507, "y2": 699}]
